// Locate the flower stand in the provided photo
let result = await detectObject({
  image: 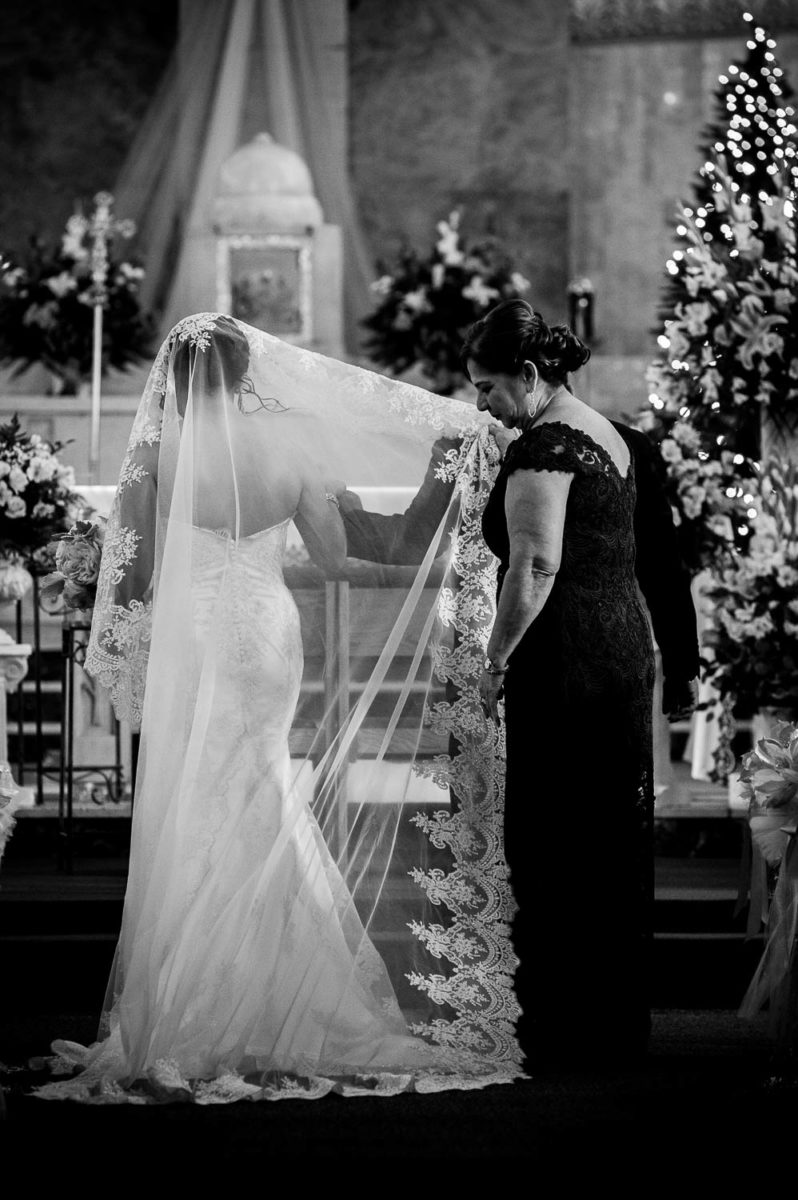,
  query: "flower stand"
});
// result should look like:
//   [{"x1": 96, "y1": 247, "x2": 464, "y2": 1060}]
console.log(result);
[
  {"x1": 0, "y1": 630, "x2": 32, "y2": 867},
  {"x1": 58, "y1": 616, "x2": 125, "y2": 872}
]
